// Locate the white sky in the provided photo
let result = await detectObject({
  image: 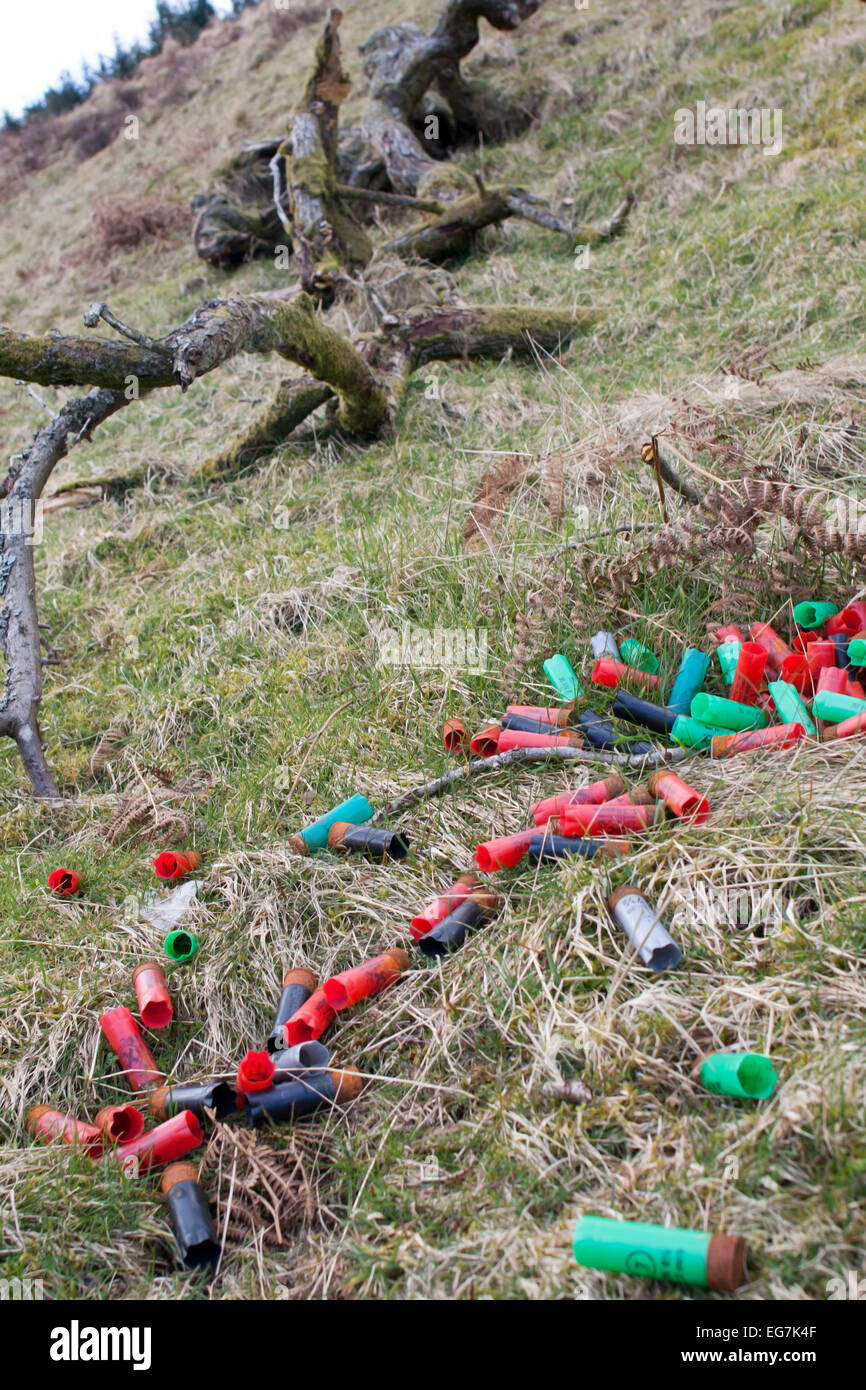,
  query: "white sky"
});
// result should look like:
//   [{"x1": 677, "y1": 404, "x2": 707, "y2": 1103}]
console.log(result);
[{"x1": 0, "y1": 0, "x2": 236, "y2": 118}]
